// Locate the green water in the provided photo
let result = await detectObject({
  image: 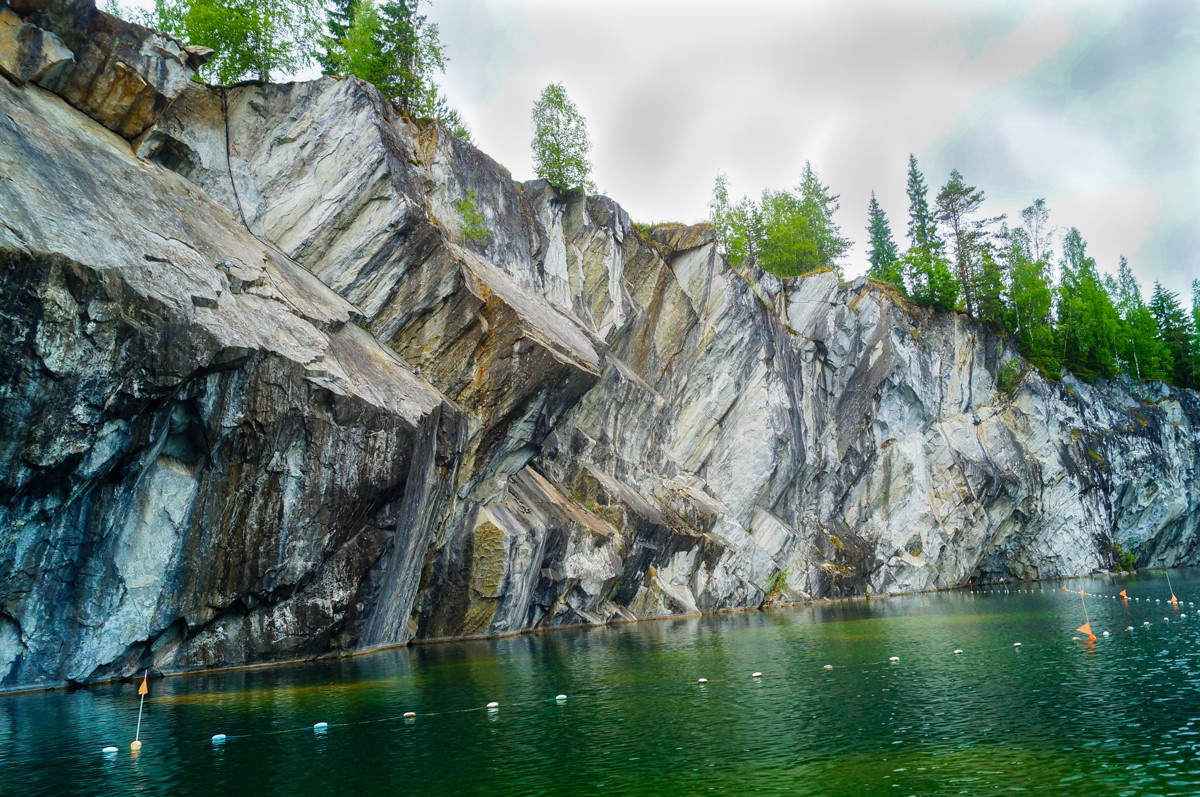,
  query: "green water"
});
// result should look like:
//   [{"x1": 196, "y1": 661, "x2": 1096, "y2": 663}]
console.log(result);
[{"x1": 6, "y1": 571, "x2": 1200, "y2": 796}]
